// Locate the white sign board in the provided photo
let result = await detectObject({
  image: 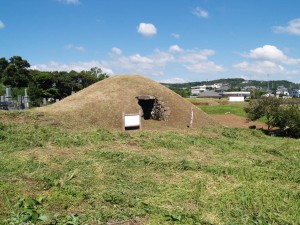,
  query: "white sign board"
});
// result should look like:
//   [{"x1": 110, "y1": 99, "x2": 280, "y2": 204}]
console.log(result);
[
  {"x1": 124, "y1": 114, "x2": 140, "y2": 127},
  {"x1": 229, "y1": 96, "x2": 244, "y2": 102},
  {"x1": 123, "y1": 112, "x2": 141, "y2": 131}
]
